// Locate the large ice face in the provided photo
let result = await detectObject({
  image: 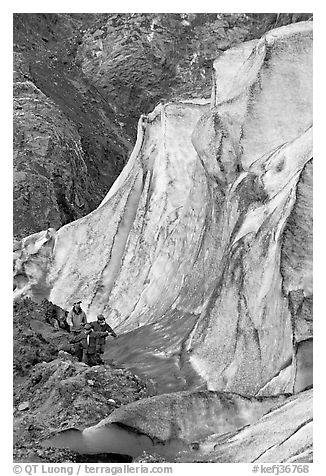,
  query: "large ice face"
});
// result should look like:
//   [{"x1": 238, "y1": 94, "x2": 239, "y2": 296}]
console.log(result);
[{"x1": 14, "y1": 21, "x2": 313, "y2": 396}]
